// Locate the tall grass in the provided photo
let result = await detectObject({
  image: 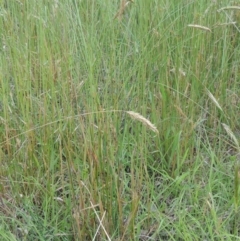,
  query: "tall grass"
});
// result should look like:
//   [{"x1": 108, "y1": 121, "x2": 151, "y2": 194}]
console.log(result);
[{"x1": 0, "y1": 0, "x2": 240, "y2": 240}]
